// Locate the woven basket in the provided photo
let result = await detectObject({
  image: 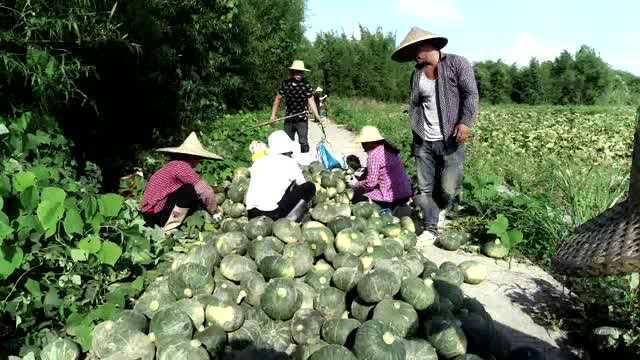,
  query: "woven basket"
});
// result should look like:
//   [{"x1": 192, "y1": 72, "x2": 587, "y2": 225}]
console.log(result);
[{"x1": 552, "y1": 107, "x2": 640, "y2": 277}]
